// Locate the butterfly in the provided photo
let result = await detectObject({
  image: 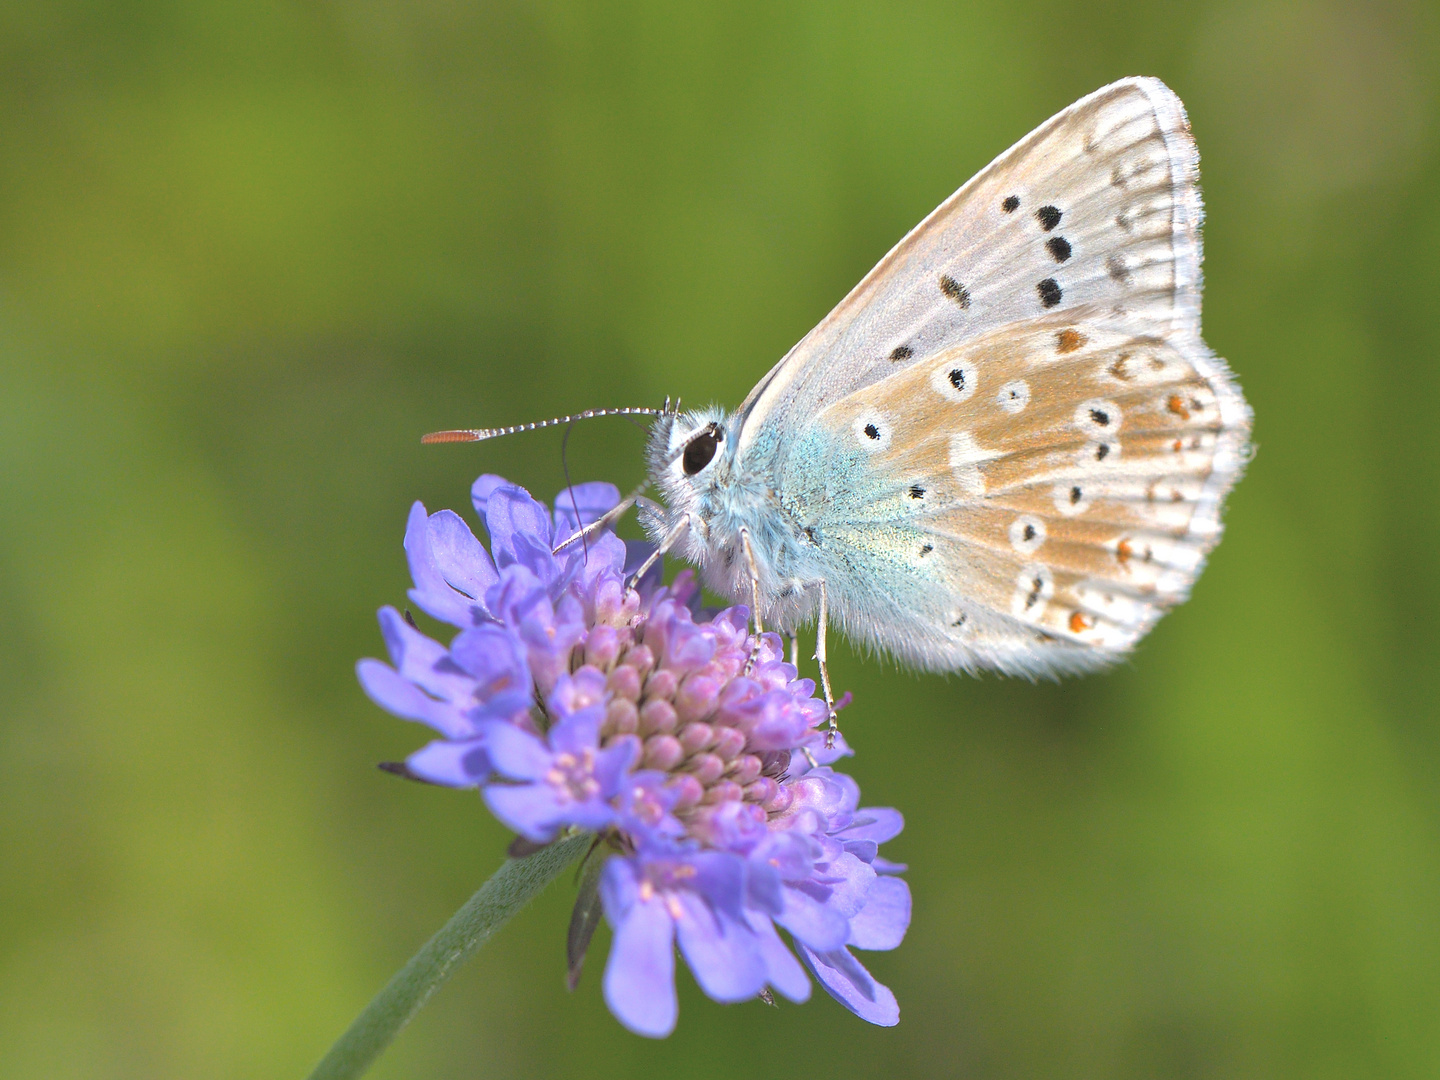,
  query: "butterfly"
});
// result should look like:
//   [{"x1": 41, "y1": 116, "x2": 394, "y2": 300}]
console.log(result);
[{"x1": 431, "y1": 77, "x2": 1252, "y2": 702}]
